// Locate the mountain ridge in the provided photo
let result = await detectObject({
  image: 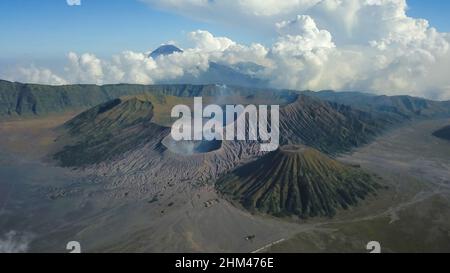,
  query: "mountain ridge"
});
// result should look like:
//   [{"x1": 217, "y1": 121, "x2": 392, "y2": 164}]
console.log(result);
[
  {"x1": 2, "y1": 80, "x2": 449, "y2": 120},
  {"x1": 52, "y1": 95, "x2": 169, "y2": 167},
  {"x1": 279, "y1": 95, "x2": 395, "y2": 155},
  {"x1": 304, "y1": 90, "x2": 450, "y2": 120}
]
